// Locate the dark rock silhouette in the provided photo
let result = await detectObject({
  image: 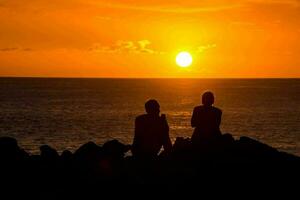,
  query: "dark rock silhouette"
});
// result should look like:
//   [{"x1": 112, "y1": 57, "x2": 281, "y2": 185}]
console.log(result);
[
  {"x1": 103, "y1": 139, "x2": 131, "y2": 159},
  {"x1": 74, "y1": 141, "x2": 103, "y2": 163},
  {"x1": 0, "y1": 135, "x2": 299, "y2": 197},
  {"x1": 61, "y1": 150, "x2": 73, "y2": 161},
  {"x1": 0, "y1": 136, "x2": 28, "y2": 162},
  {"x1": 40, "y1": 145, "x2": 60, "y2": 162}
]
